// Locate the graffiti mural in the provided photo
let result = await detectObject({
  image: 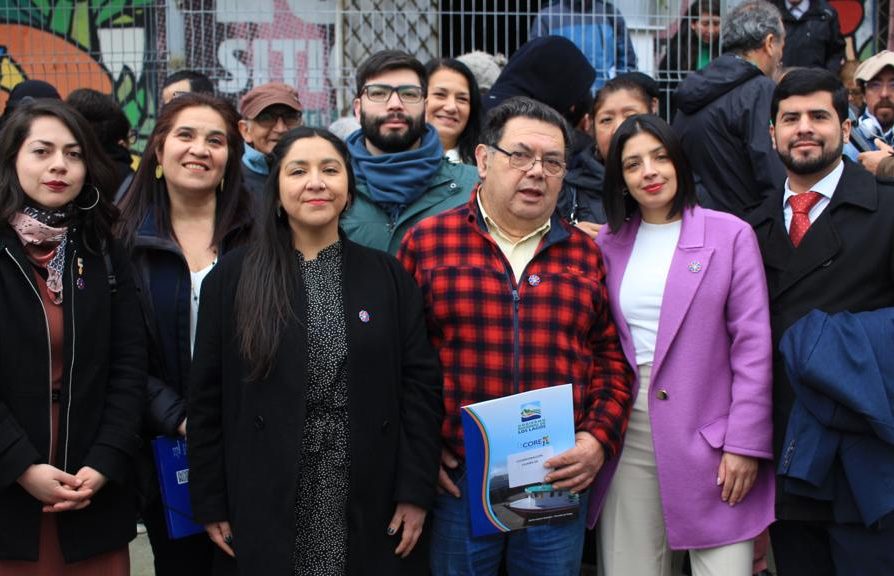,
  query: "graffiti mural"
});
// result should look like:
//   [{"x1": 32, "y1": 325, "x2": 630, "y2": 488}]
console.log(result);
[
  {"x1": 830, "y1": 0, "x2": 877, "y2": 60},
  {"x1": 1, "y1": 0, "x2": 154, "y2": 146}
]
